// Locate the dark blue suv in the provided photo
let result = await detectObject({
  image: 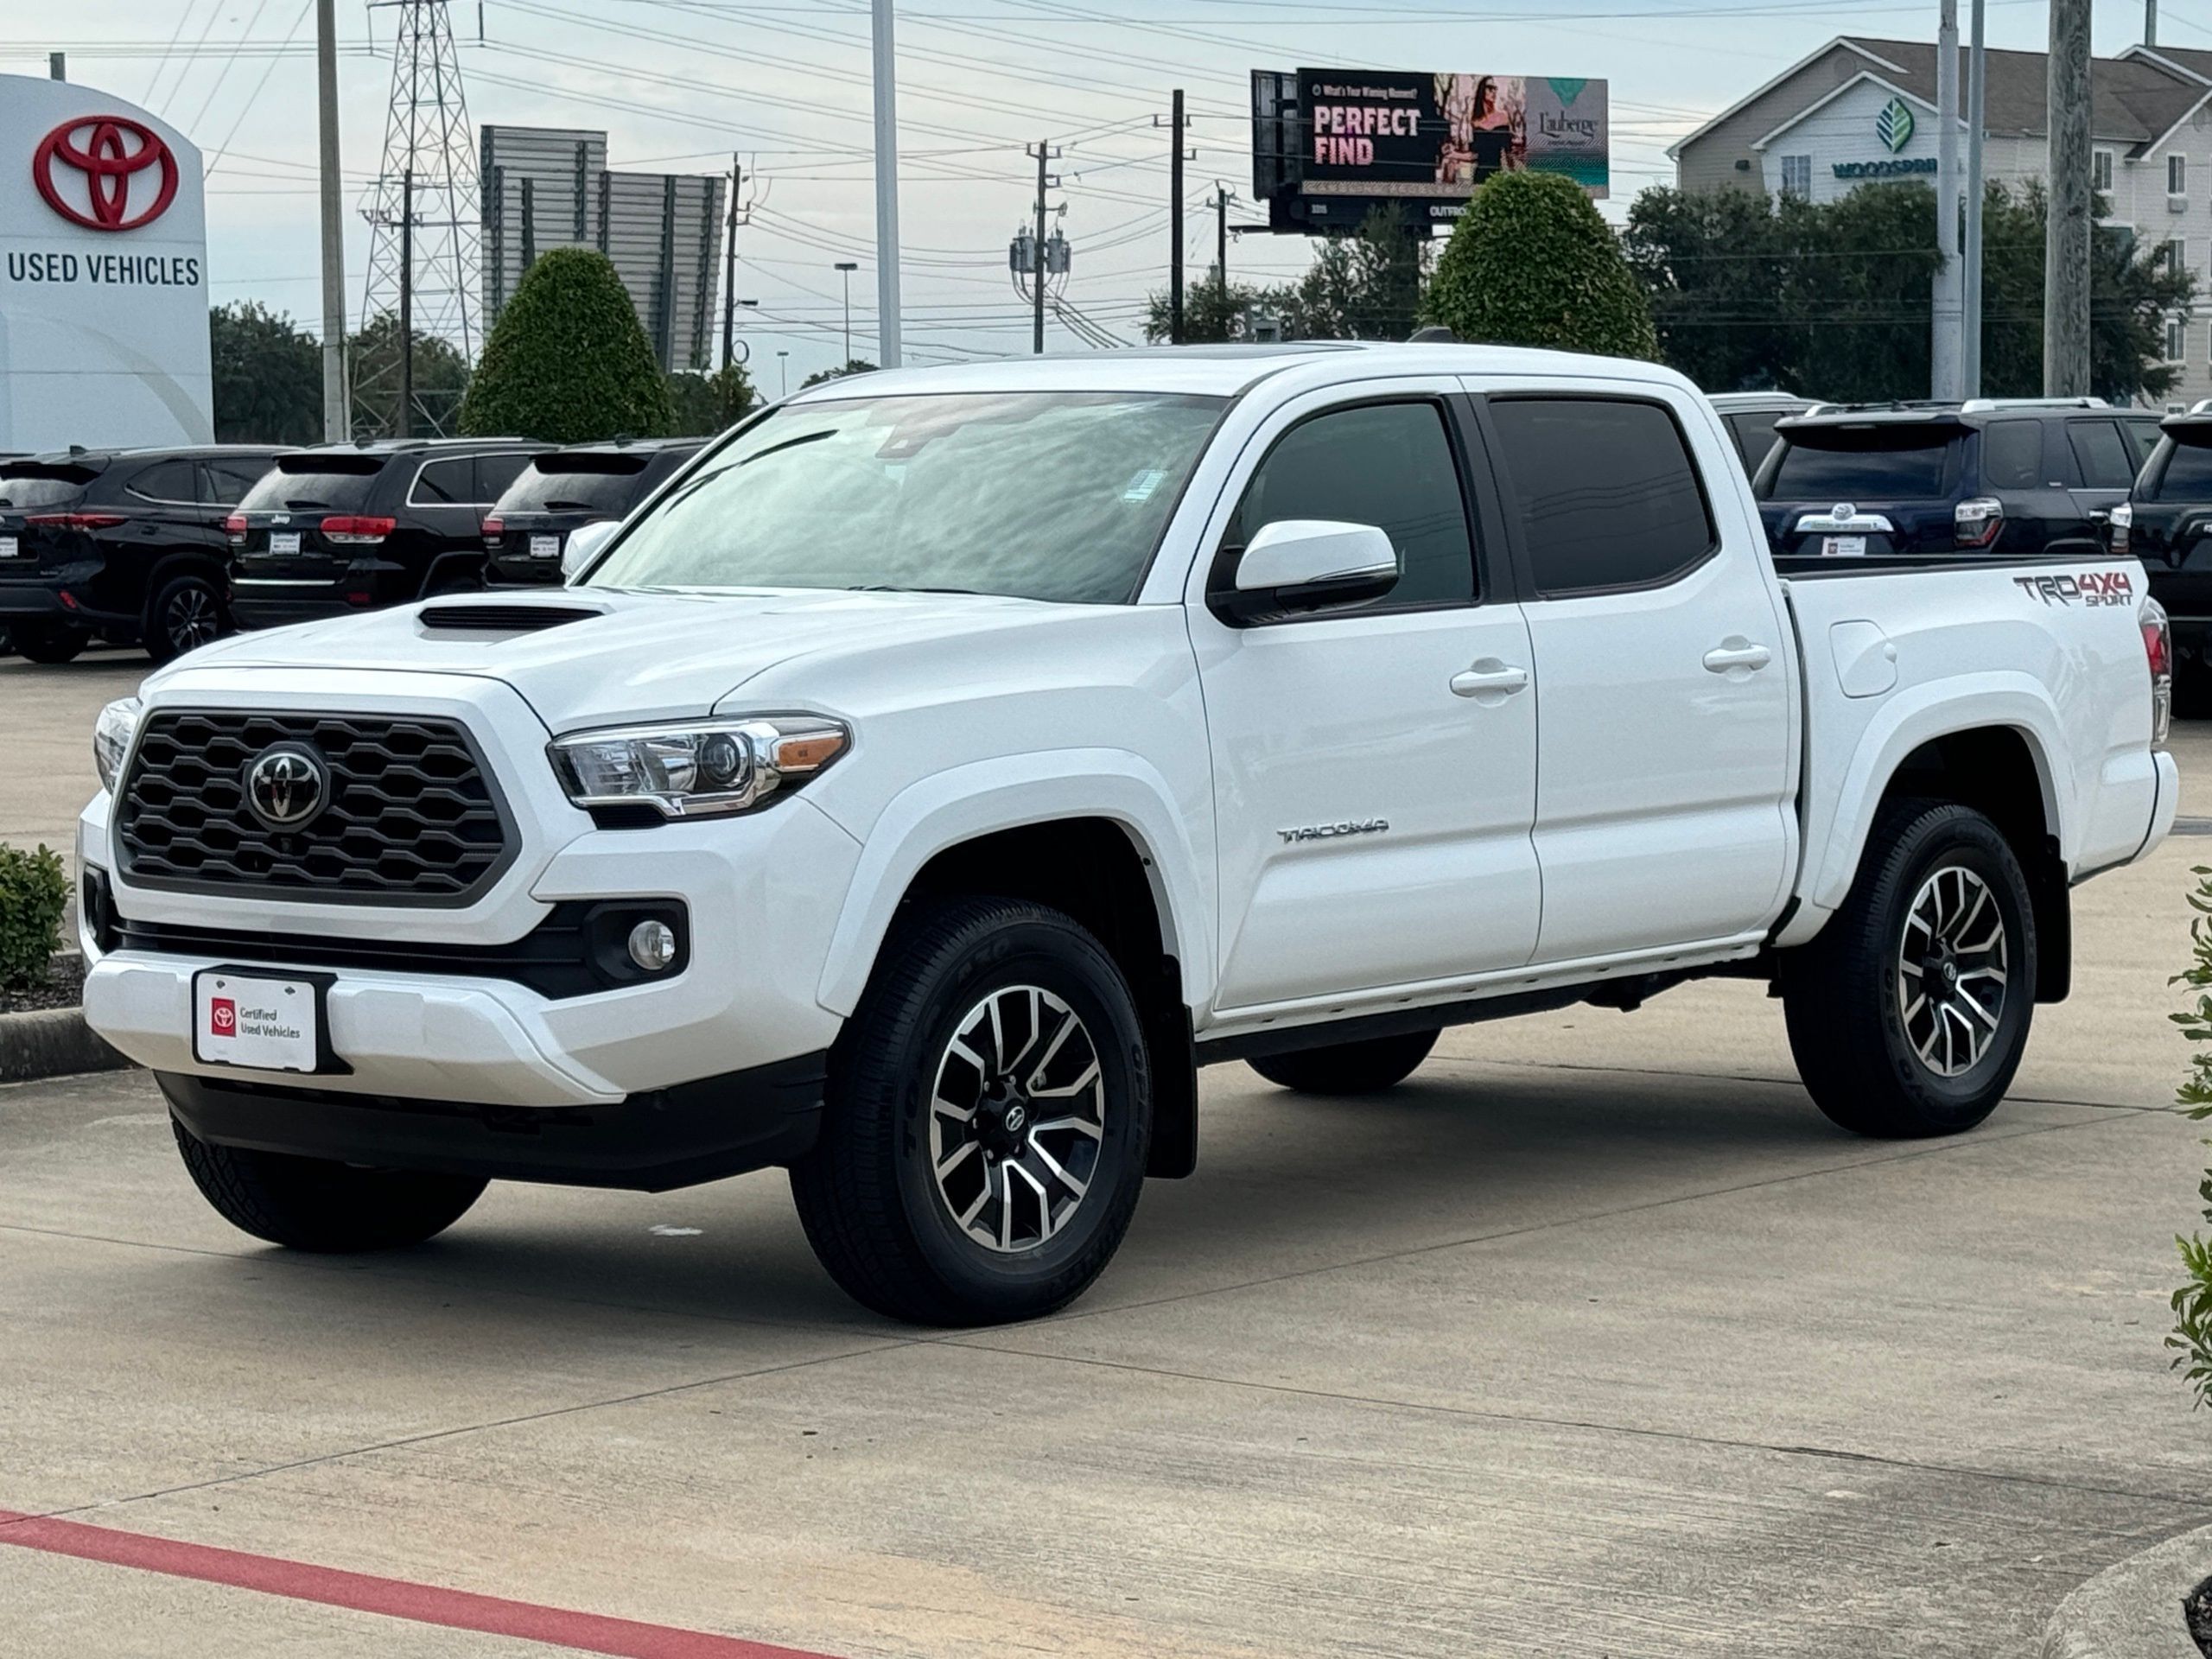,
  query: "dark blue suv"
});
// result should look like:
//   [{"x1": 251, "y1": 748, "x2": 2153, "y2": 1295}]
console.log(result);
[{"x1": 1754, "y1": 399, "x2": 2163, "y2": 561}]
